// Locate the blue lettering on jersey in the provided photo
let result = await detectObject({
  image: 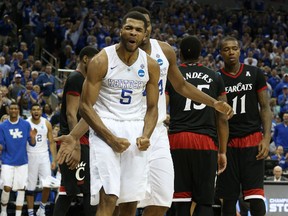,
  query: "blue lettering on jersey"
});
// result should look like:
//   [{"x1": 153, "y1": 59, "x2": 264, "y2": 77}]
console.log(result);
[
  {"x1": 138, "y1": 69, "x2": 145, "y2": 77},
  {"x1": 108, "y1": 79, "x2": 145, "y2": 89}
]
